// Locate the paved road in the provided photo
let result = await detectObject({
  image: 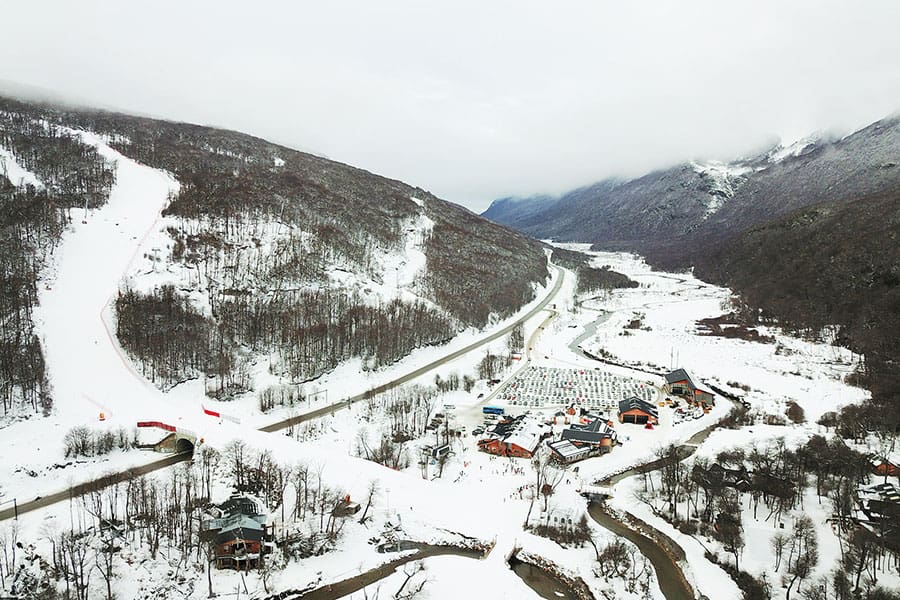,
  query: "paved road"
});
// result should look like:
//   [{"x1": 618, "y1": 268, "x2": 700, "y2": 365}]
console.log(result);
[
  {"x1": 260, "y1": 264, "x2": 564, "y2": 433},
  {"x1": 0, "y1": 451, "x2": 189, "y2": 521},
  {"x1": 1, "y1": 264, "x2": 564, "y2": 522}
]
